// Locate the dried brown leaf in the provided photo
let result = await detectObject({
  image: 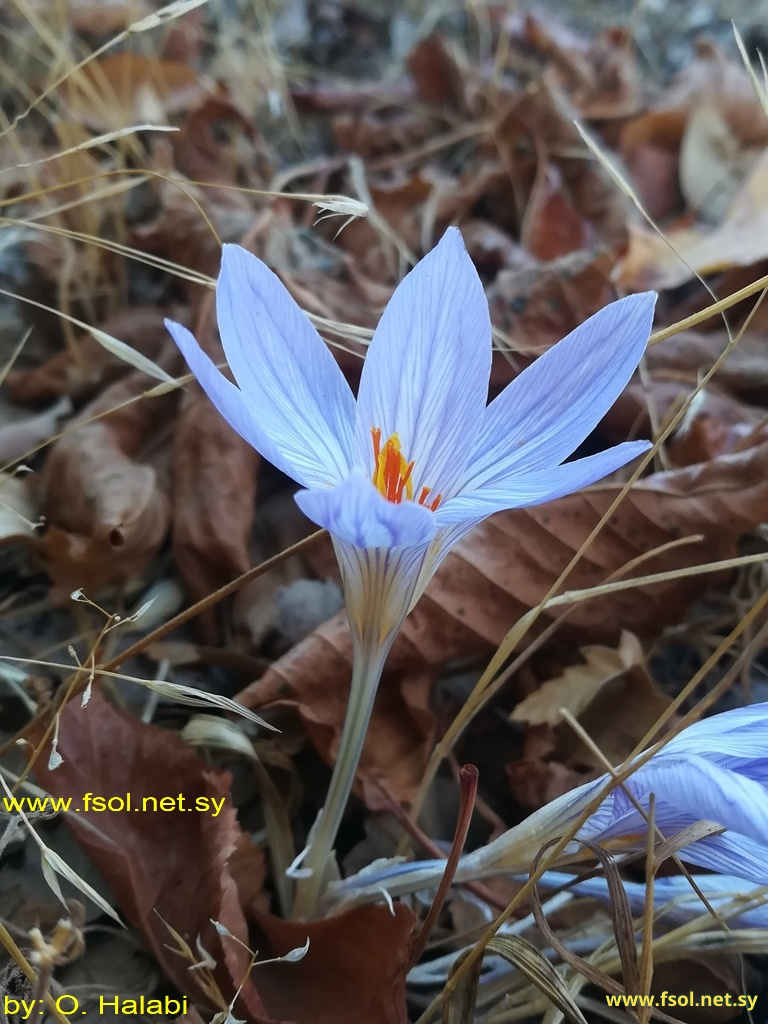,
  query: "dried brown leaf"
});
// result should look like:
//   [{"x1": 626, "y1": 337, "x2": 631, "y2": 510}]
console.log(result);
[
  {"x1": 487, "y1": 248, "x2": 614, "y2": 354},
  {"x1": 510, "y1": 633, "x2": 673, "y2": 770},
  {"x1": 521, "y1": 164, "x2": 594, "y2": 261},
  {"x1": 508, "y1": 14, "x2": 645, "y2": 120},
  {"x1": 170, "y1": 95, "x2": 268, "y2": 208},
  {"x1": 26, "y1": 368, "x2": 177, "y2": 599},
  {"x1": 29, "y1": 690, "x2": 277, "y2": 1022},
  {"x1": 661, "y1": 37, "x2": 768, "y2": 149},
  {"x1": 59, "y1": 53, "x2": 208, "y2": 131},
  {"x1": 406, "y1": 34, "x2": 467, "y2": 111},
  {"x1": 620, "y1": 110, "x2": 686, "y2": 221},
  {"x1": 241, "y1": 616, "x2": 435, "y2": 806},
  {"x1": 172, "y1": 390, "x2": 258, "y2": 643},
  {"x1": 650, "y1": 957, "x2": 745, "y2": 1023},
  {"x1": 0, "y1": 397, "x2": 70, "y2": 465},
  {"x1": 249, "y1": 903, "x2": 415, "y2": 1024}
]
